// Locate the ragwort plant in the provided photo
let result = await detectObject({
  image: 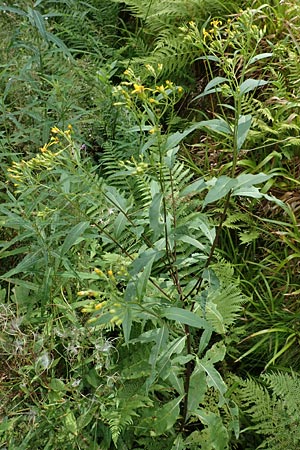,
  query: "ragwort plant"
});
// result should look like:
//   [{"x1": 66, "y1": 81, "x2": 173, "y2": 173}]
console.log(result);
[{"x1": 1, "y1": 54, "x2": 277, "y2": 447}]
